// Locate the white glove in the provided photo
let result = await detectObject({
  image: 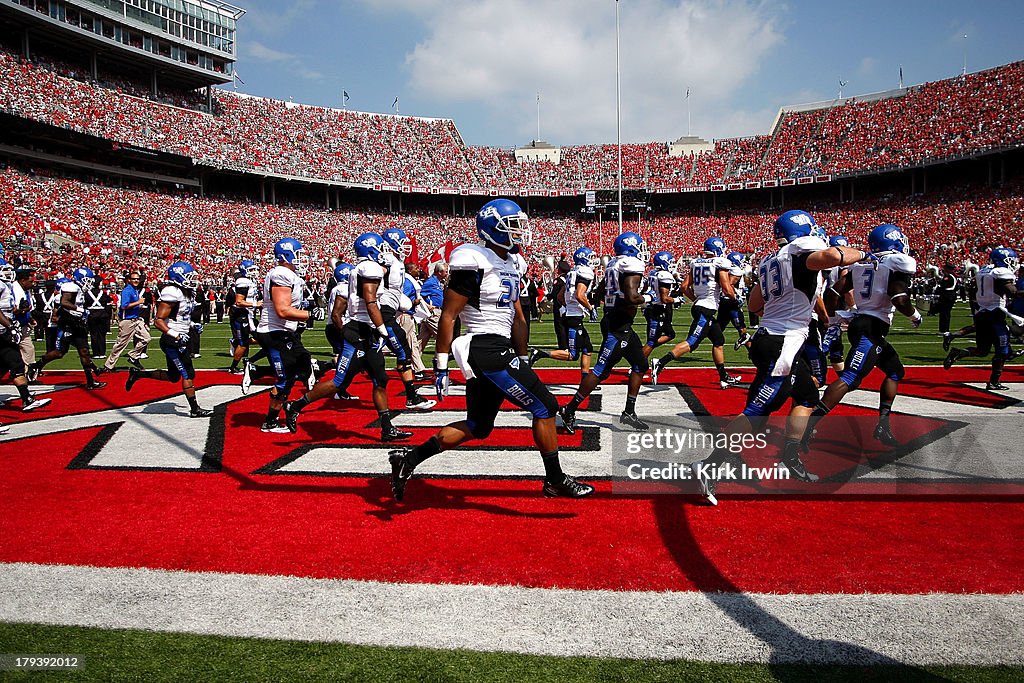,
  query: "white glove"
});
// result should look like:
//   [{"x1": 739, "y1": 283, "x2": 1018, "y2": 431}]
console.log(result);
[{"x1": 909, "y1": 311, "x2": 923, "y2": 328}]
